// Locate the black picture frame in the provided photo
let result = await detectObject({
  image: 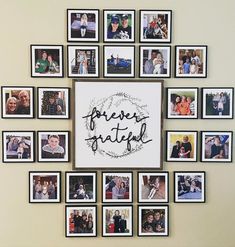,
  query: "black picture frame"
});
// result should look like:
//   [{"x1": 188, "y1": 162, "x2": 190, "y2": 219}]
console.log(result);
[
  {"x1": 2, "y1": 131, "x2": 35, "y2": 163},
  {"x1": 139, "y1": 10, "x2": 172, "y2": 43},
  {"x1": 102, "y1": 171, "x2": 133, "y2": 203},
  {"x1": 103, "y1": 9, "x2": 135, "y2": 43},
  {"x1": 165, "y1": 130, "x2": 198, "y2": 162},
  {"x1": 102, "y1": 205, "x2": 133, "y2": 237},
  {"x1": 174, "y1": 171, "x2": 206, "y2": 203},
  {"x1": 29, "y1": 171, "x2": 61, "y2": 203},
  {"x1": 65, "y1": 205, "x2": 97, "y2": 237},
  {"x1": 201, "y1": 87, "x2": 234, "y2": 119},
  {"x1": 1, "y1": 86, "x2": 35, "y2": 119},
  {"x1": 65, "y1": 171, "x2": 97, "y2": 203},
  {"x1": 137, "y1": 205, "x2": 169, "y2": 237},
  {"x1": 137, "y1": 171, "x2": 169, "y2": 203},
  {"x1": 67, "y1": 9, "x2": 100, "y2": 43},
  {"x1": 166, "y1": 87, "x2": 199, "y2": 119},
  {"x1": 37, "y1": 87, "x2": 70, "y2": 119},
  {"x1": 30, "y1": 44, "x2": 64, "y2": 78},
  {"x1": 175, "y1": 45, "x2": 208, "y2": 78}
]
